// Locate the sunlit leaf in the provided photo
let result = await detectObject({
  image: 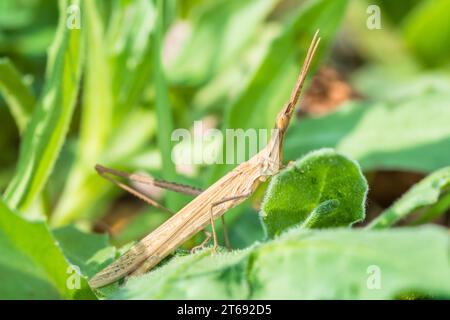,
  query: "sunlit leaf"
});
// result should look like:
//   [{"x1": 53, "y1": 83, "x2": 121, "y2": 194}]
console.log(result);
[
  {"x1": 3, "y1": 0, "x2": 84, "y2": 213},
  {"x1": 0, "y1": 199, "x2": 94, "y2": 299},
  {"x1": 261, "y1": 149, "x2": 367, "y2": 237}
]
